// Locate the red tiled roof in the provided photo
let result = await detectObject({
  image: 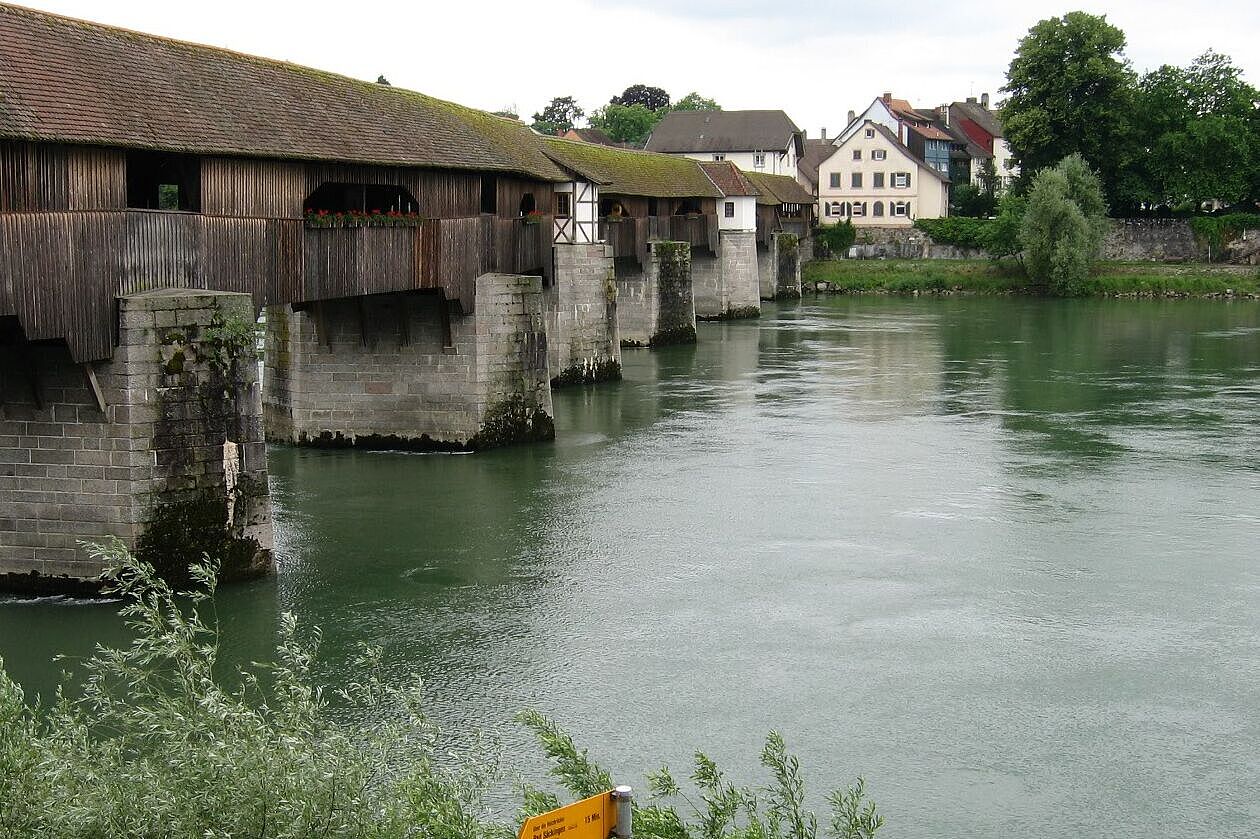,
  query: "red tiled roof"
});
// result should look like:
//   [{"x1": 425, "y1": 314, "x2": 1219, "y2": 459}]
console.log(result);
[
  {"x1": 699, "y1": 161, "x2": 759, "y2": 197},
  {"x1": 0, "y1": 3, "x2": 567, "y2": 180}
]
